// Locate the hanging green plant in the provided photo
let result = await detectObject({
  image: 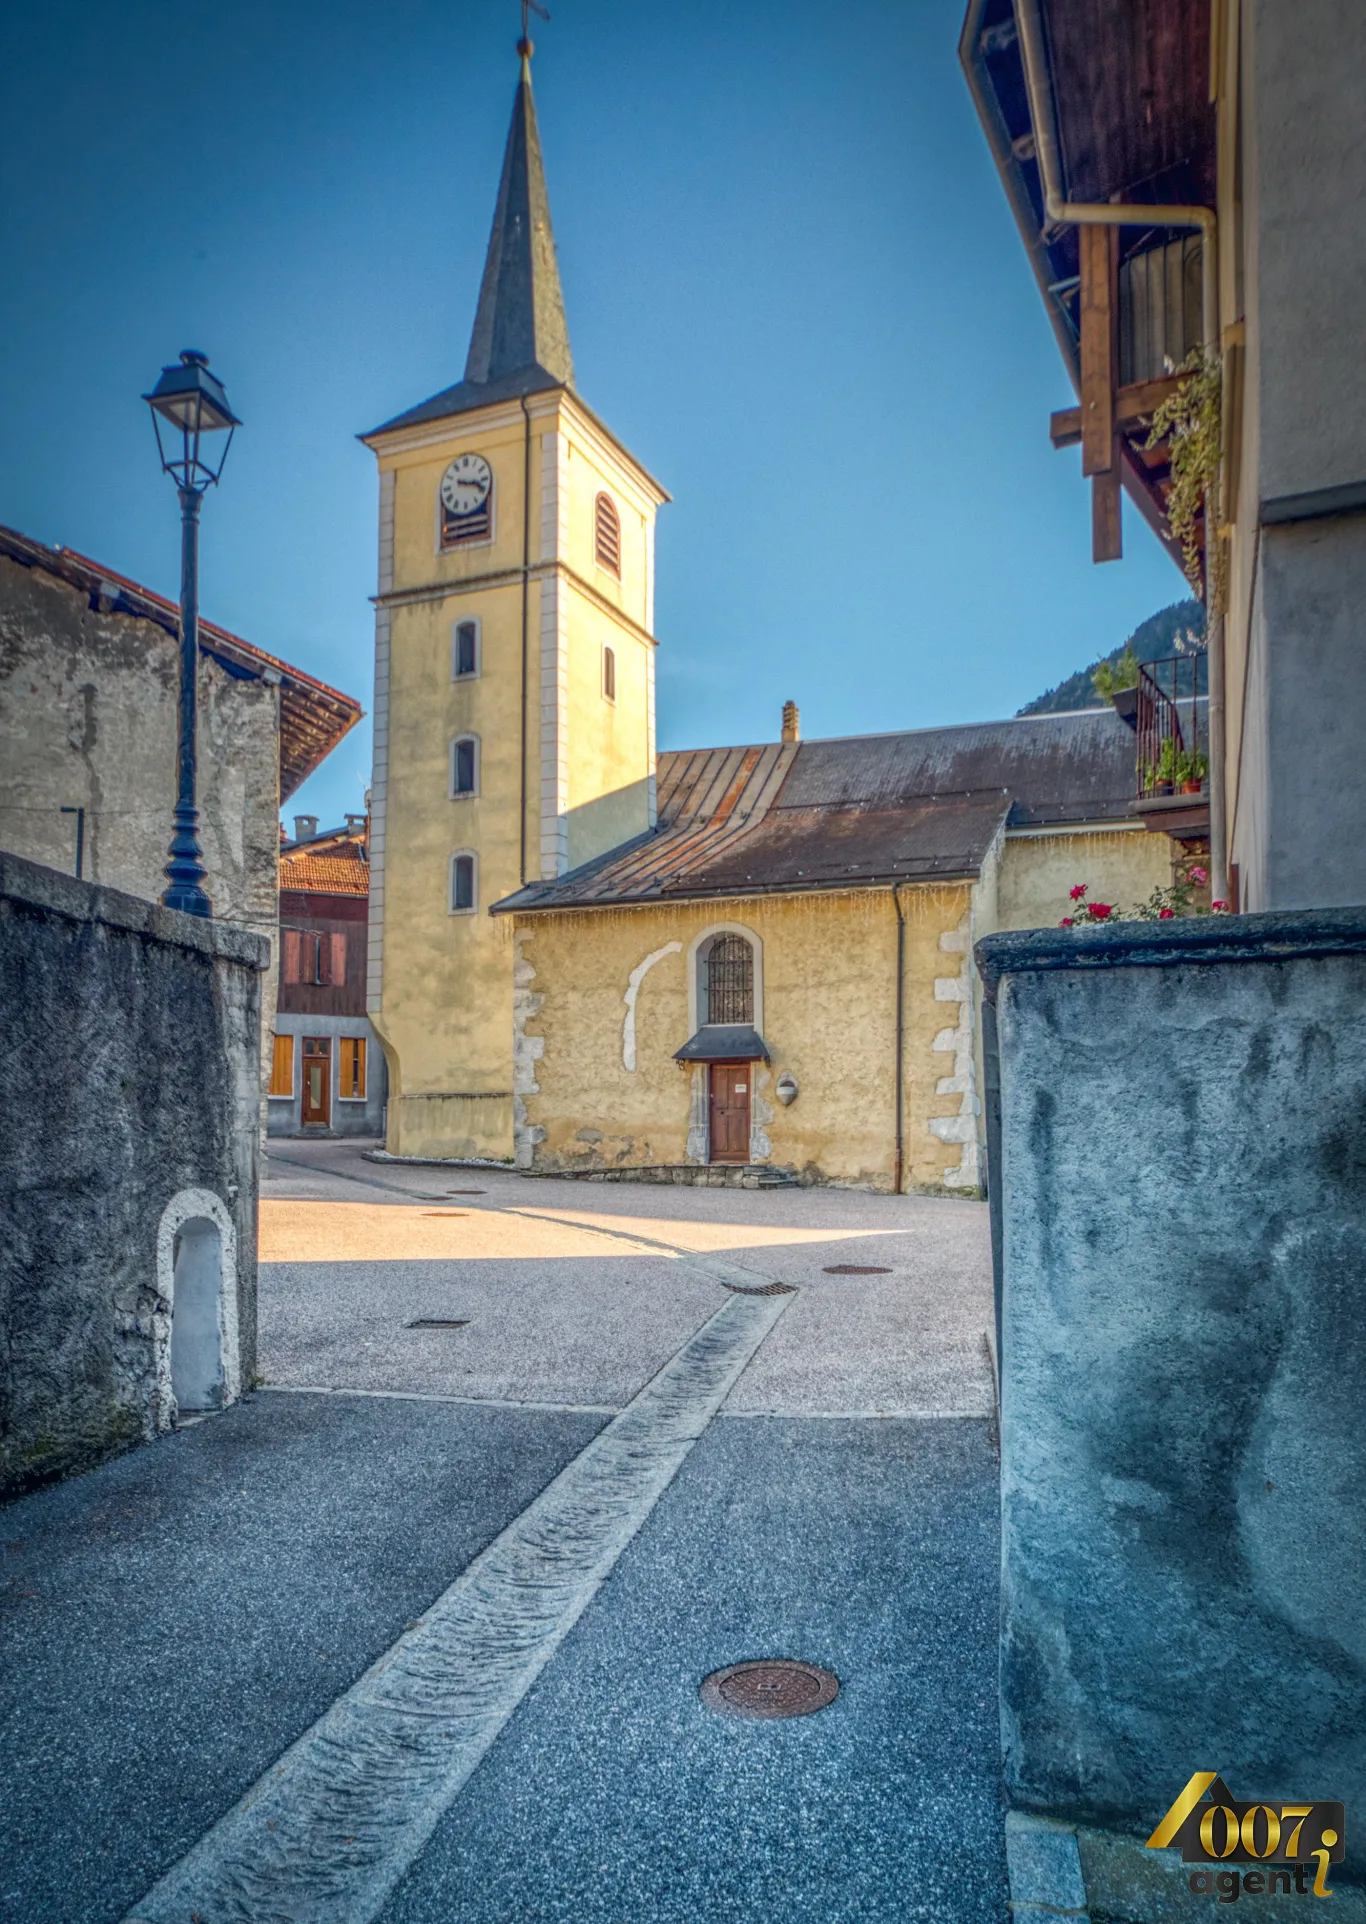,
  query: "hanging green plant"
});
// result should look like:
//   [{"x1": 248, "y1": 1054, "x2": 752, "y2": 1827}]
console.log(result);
[{"x1": 1146, "y1": 345, "x2": 1222, "y2": 609}]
